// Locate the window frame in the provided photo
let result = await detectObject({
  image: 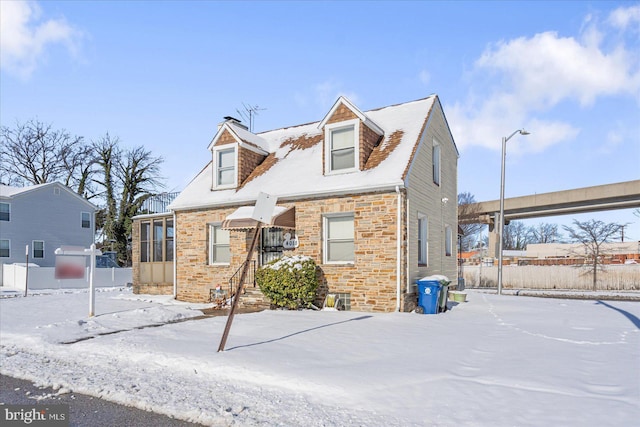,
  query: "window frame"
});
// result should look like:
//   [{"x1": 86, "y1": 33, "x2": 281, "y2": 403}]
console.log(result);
[
  {"x1": 165, "y1": 219, "x2": 174, "y2": 262},
  {"x1": 209, "y1": 223, "x2": 230, "y2": 265},
  {"x1": 445, "y1": 225, "x2": 453, "y2": 257},
  {"x1": 81, "y1": 211, "x2": 91, "y2": 229},
  {"x1": 32, "y1": 240, "x2": 45, "y2": 259},
  {"x1": 418, "y1": 213, "x2": 428, "y2": 266},
  {"x1": 432, "y1": 139, "x2": 441, "y2": 186},
  {"x1": 152, "y1": 220, "x2": 164, "y2": 262},
  {"x1": 323, "y1": 213, "x2": 355, "y2": 264},
  {"x1": 212, "y1": 145, "x2": 238, "y2": 189},
  {"x1": 0, "y1": 239, "x2": 9, "y2": 258},
  {"x1": 0, "y1": 202, "x2": 10, "y2": 221},
  {"x1": 324, "y1": 119, "x2": 360, "y2": 175},
  {"x1": 140, "y1": 221, "x2": 151, "y2": 263}
]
